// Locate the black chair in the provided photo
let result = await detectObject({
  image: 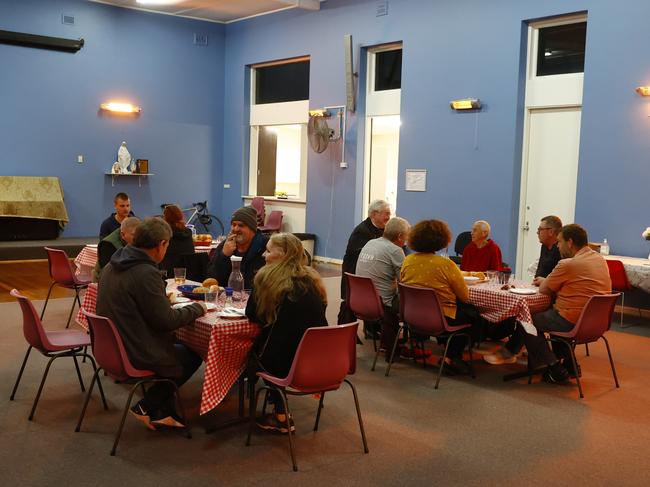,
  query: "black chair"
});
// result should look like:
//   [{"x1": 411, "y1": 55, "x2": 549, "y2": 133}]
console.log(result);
[{"x1": 450, "y1": 231, "x2": 471, "y2": 265}]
